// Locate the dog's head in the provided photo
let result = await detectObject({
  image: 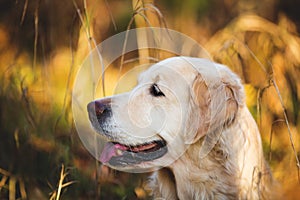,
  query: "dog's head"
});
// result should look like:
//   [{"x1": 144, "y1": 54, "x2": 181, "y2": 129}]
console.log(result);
[{"x1": 87, "y1": 57, "x2": 244, "y2": 170}]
